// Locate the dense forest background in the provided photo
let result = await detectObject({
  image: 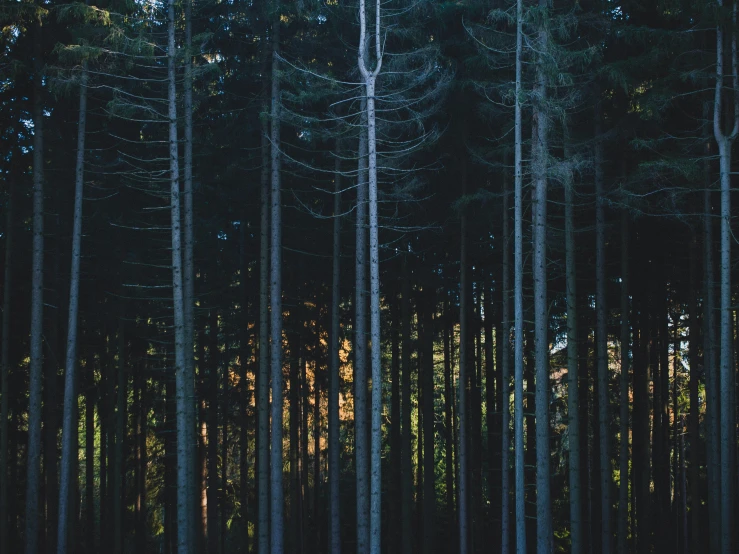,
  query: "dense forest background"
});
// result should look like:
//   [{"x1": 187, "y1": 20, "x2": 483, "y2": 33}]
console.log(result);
[{"x1": 1, "y1": 0, "x2": 738, "y2": 552}]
